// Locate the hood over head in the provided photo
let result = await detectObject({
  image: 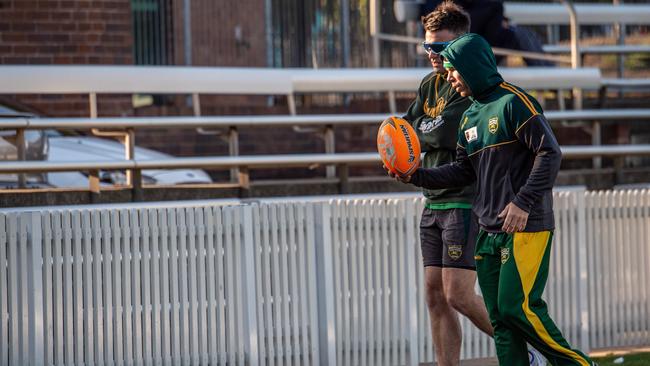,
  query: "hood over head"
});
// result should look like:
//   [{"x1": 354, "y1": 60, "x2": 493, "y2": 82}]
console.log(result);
[{"x1": 440, "y1": 33, "x2": 503, "y2": 98}]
